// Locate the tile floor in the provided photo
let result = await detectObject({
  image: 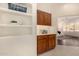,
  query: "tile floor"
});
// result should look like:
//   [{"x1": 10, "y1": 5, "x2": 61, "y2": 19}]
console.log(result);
[
  {"x1": 57, "y1": 35, "x2": 79, "y2": 46},
  {"x1": 40, "y1": 45, "x2": 79, "y2": 56}
]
